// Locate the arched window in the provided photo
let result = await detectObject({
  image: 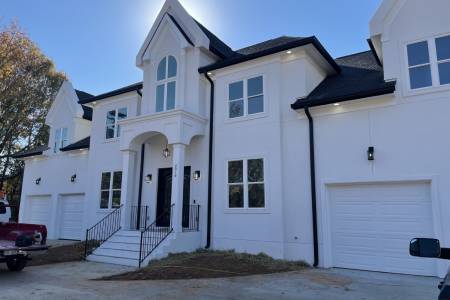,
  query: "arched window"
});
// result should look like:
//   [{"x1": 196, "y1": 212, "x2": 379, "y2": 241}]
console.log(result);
[{"x1": 156, "y1": 55, "x2": 177, "y2": 112}]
